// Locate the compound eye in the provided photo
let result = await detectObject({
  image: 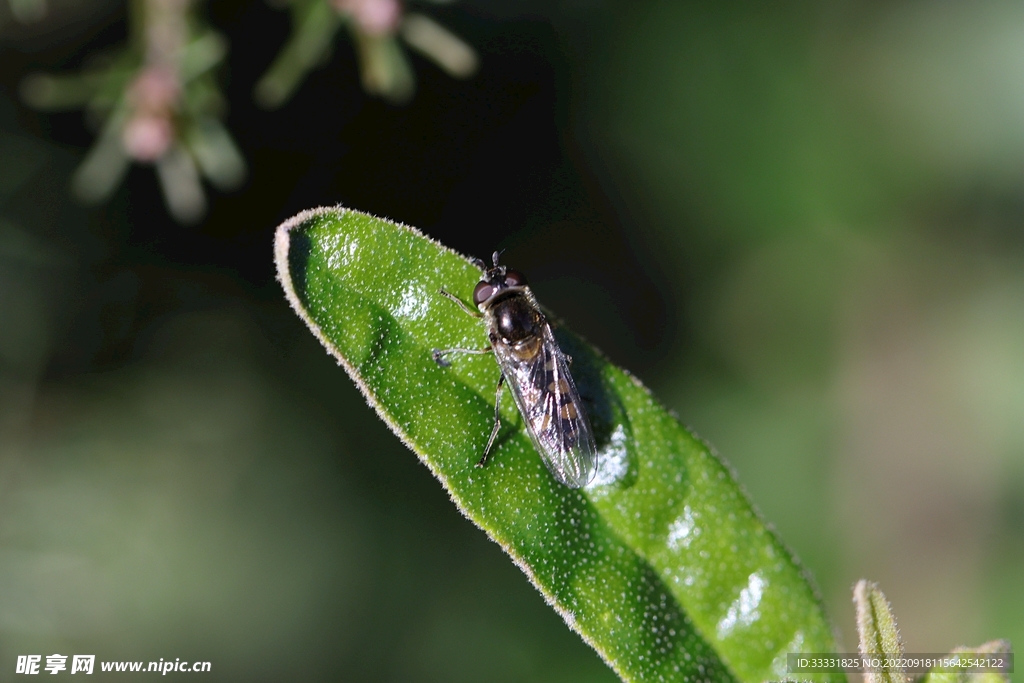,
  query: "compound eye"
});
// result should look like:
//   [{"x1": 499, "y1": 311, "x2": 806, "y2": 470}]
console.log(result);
[
  {"x1": 503, "y1": 270, "x2": 528, "y2": 287},
  {"x1": 473, "y1": 281, "x2": 496, "y2": 306}
]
